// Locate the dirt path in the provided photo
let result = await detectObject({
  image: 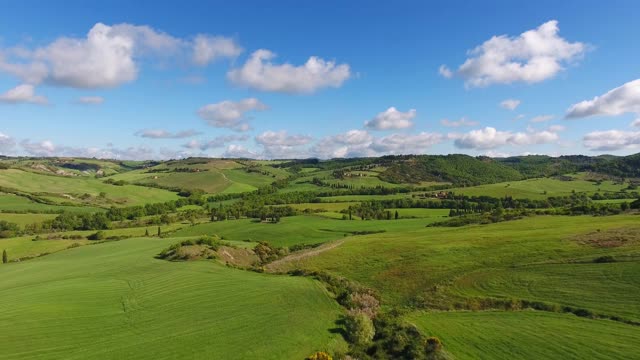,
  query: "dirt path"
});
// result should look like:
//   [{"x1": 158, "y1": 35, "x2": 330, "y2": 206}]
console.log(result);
[{"x1": 266, "y1": 239, "x2": 345, "y2": 272}]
